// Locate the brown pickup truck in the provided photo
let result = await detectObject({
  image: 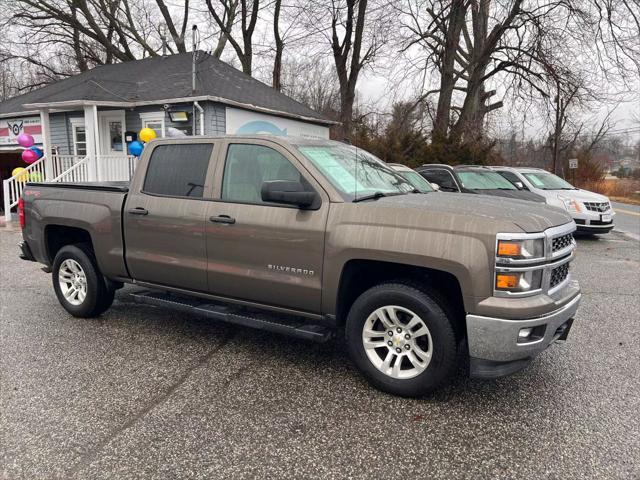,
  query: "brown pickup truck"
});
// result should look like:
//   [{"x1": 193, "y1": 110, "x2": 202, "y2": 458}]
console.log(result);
[{"x1": 19, "y1": 136, "x2": 581, "y2": 397}]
